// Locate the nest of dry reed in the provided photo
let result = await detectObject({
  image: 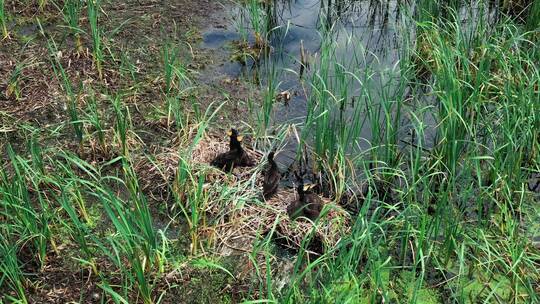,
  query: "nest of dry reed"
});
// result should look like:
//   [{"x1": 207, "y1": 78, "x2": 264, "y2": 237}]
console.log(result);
[
  {"x1": 211, "y1": 187, "x2": 351, "y2": 253},
  {"x1": 136, "y1": 132, "x2": 351, "y2": 260}
]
